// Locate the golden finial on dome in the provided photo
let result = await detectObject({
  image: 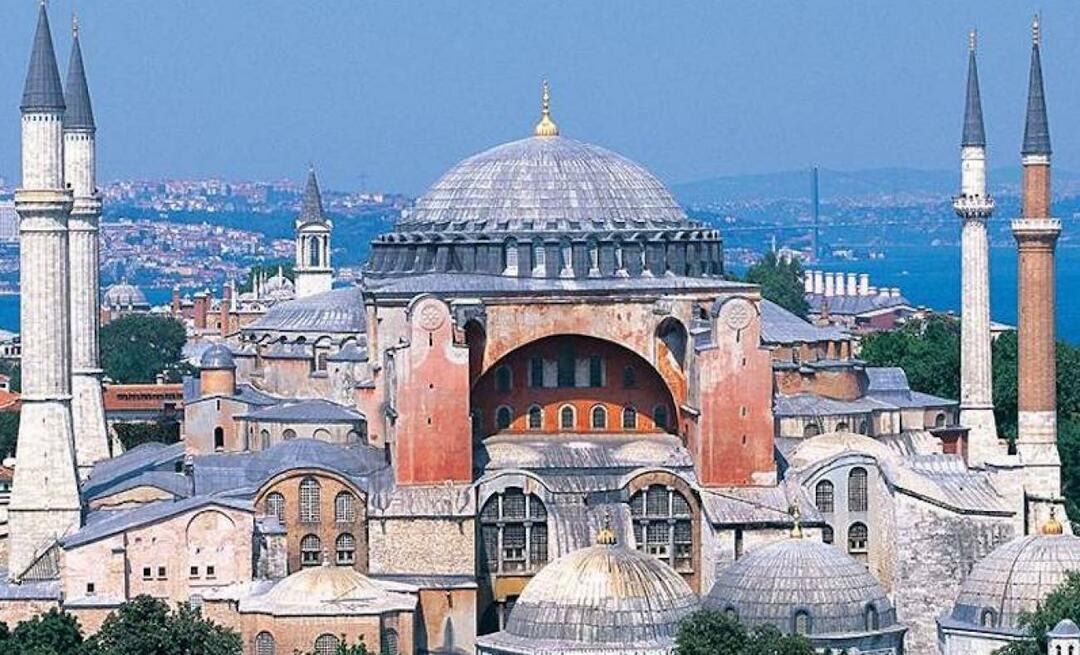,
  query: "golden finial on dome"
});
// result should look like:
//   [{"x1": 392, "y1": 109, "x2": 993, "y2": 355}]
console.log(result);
[
  {"x1": 789, "y1": 501, "x2": 804, "y2": 539},
  {"x1": 534, "y1": 78, "x2": 560, "y2": 138},
  {"x1": 1043, "y1": 506, "x2": 1064, "y2": 535},
  {"x1": 596, "y1": 511, "x2": 617, "y2": 546}
]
